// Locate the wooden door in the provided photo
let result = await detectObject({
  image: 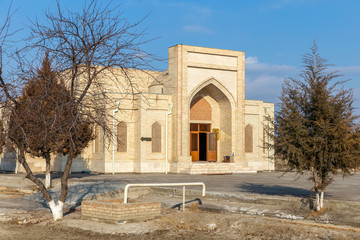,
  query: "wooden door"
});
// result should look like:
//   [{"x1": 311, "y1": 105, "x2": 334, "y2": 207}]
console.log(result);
[
  {"x1": 190, "y1": 132, "x2": 199, "y2": 161},
  {"x1": 207, "y1": 132, "x2": 217, "y2": 162}
]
